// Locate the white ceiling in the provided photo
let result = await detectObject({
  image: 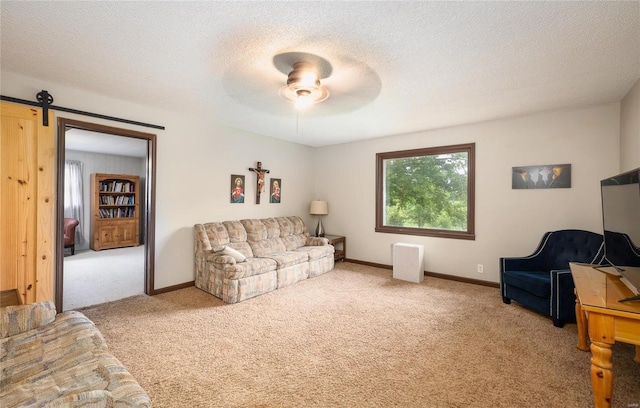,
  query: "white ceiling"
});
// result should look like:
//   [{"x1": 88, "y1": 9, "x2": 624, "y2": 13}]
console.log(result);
[
  {"x1": 2, "y1": 1, "x2": 639, "y2": 147},
  {"x1": 65, "y1": 129, "x2": 148, "y2": 158}
]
